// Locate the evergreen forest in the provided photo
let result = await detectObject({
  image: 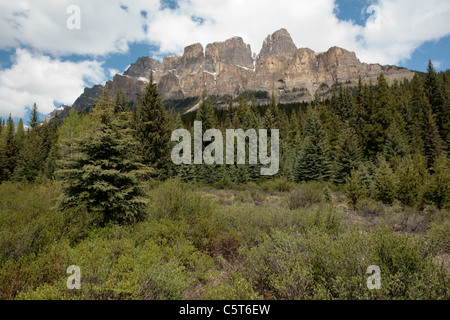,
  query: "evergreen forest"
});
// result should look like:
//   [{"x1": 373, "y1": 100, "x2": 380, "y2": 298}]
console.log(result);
[{"x1": 0, "y1": 62, "x2": 449, "y2": 300}]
